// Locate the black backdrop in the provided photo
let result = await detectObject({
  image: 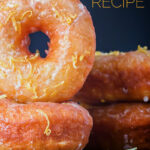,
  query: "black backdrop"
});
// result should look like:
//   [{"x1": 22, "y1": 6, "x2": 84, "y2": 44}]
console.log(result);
[
  {"x1": 81, "y1": 0, "x2": 150, "y2": 52},
  {"x1": 30, "y1": 0, "x2": 150, "y2": 56}
]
